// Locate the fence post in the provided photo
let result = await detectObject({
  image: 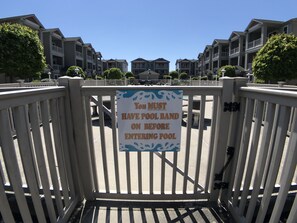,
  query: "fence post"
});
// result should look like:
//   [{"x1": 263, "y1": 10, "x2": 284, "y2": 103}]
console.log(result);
[
  {"x1": 209, "y1": 77, "x2": 235, "y2": 202},
  {"x1": 220, "y1": 77, "x2": 248, "y2": 204},
  {"x1": 59, "y1": 76, "x2": 95, "y2": 200}
]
